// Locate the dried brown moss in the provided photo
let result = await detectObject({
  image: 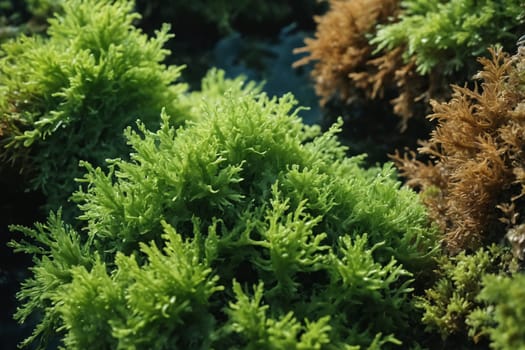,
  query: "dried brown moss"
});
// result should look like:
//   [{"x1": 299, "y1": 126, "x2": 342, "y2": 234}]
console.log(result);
[
  {"x1": 294, "y1": 0, "x2": 448, "y2": 130},
  {"x1": 393, "y1": 47, "x2": 525, "y2": 253},
  {"x1": 293, "y1": 0, "x2": 399, "y2": 102}
]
